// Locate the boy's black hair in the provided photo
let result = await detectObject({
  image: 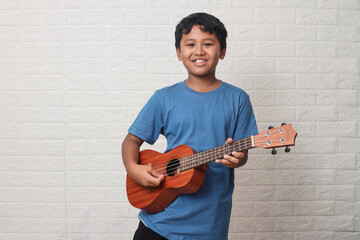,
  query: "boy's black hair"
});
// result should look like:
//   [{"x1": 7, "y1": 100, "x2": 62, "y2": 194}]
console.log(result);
[{"x1": 175, "y1": 12, "x2": 227, "y2": 51}]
